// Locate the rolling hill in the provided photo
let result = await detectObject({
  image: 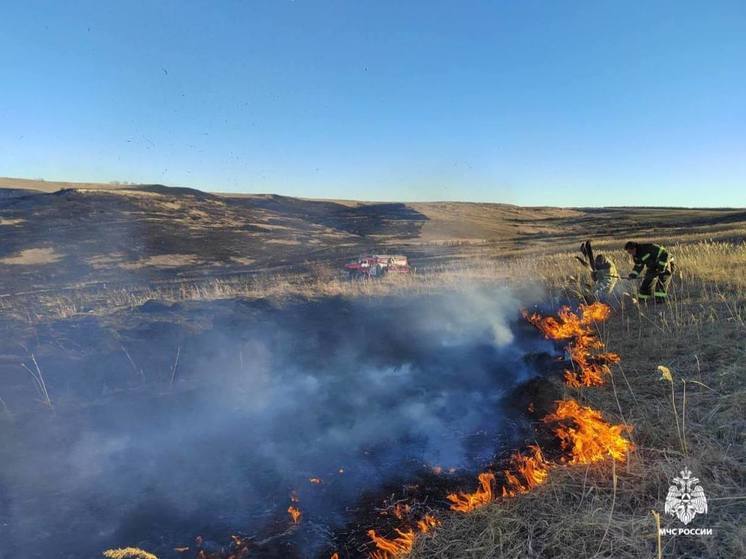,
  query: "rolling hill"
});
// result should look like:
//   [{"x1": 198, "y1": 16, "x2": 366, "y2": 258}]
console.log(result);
[{"x1": 1, "y1": 177, "x2": 745, "y2": 298}]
